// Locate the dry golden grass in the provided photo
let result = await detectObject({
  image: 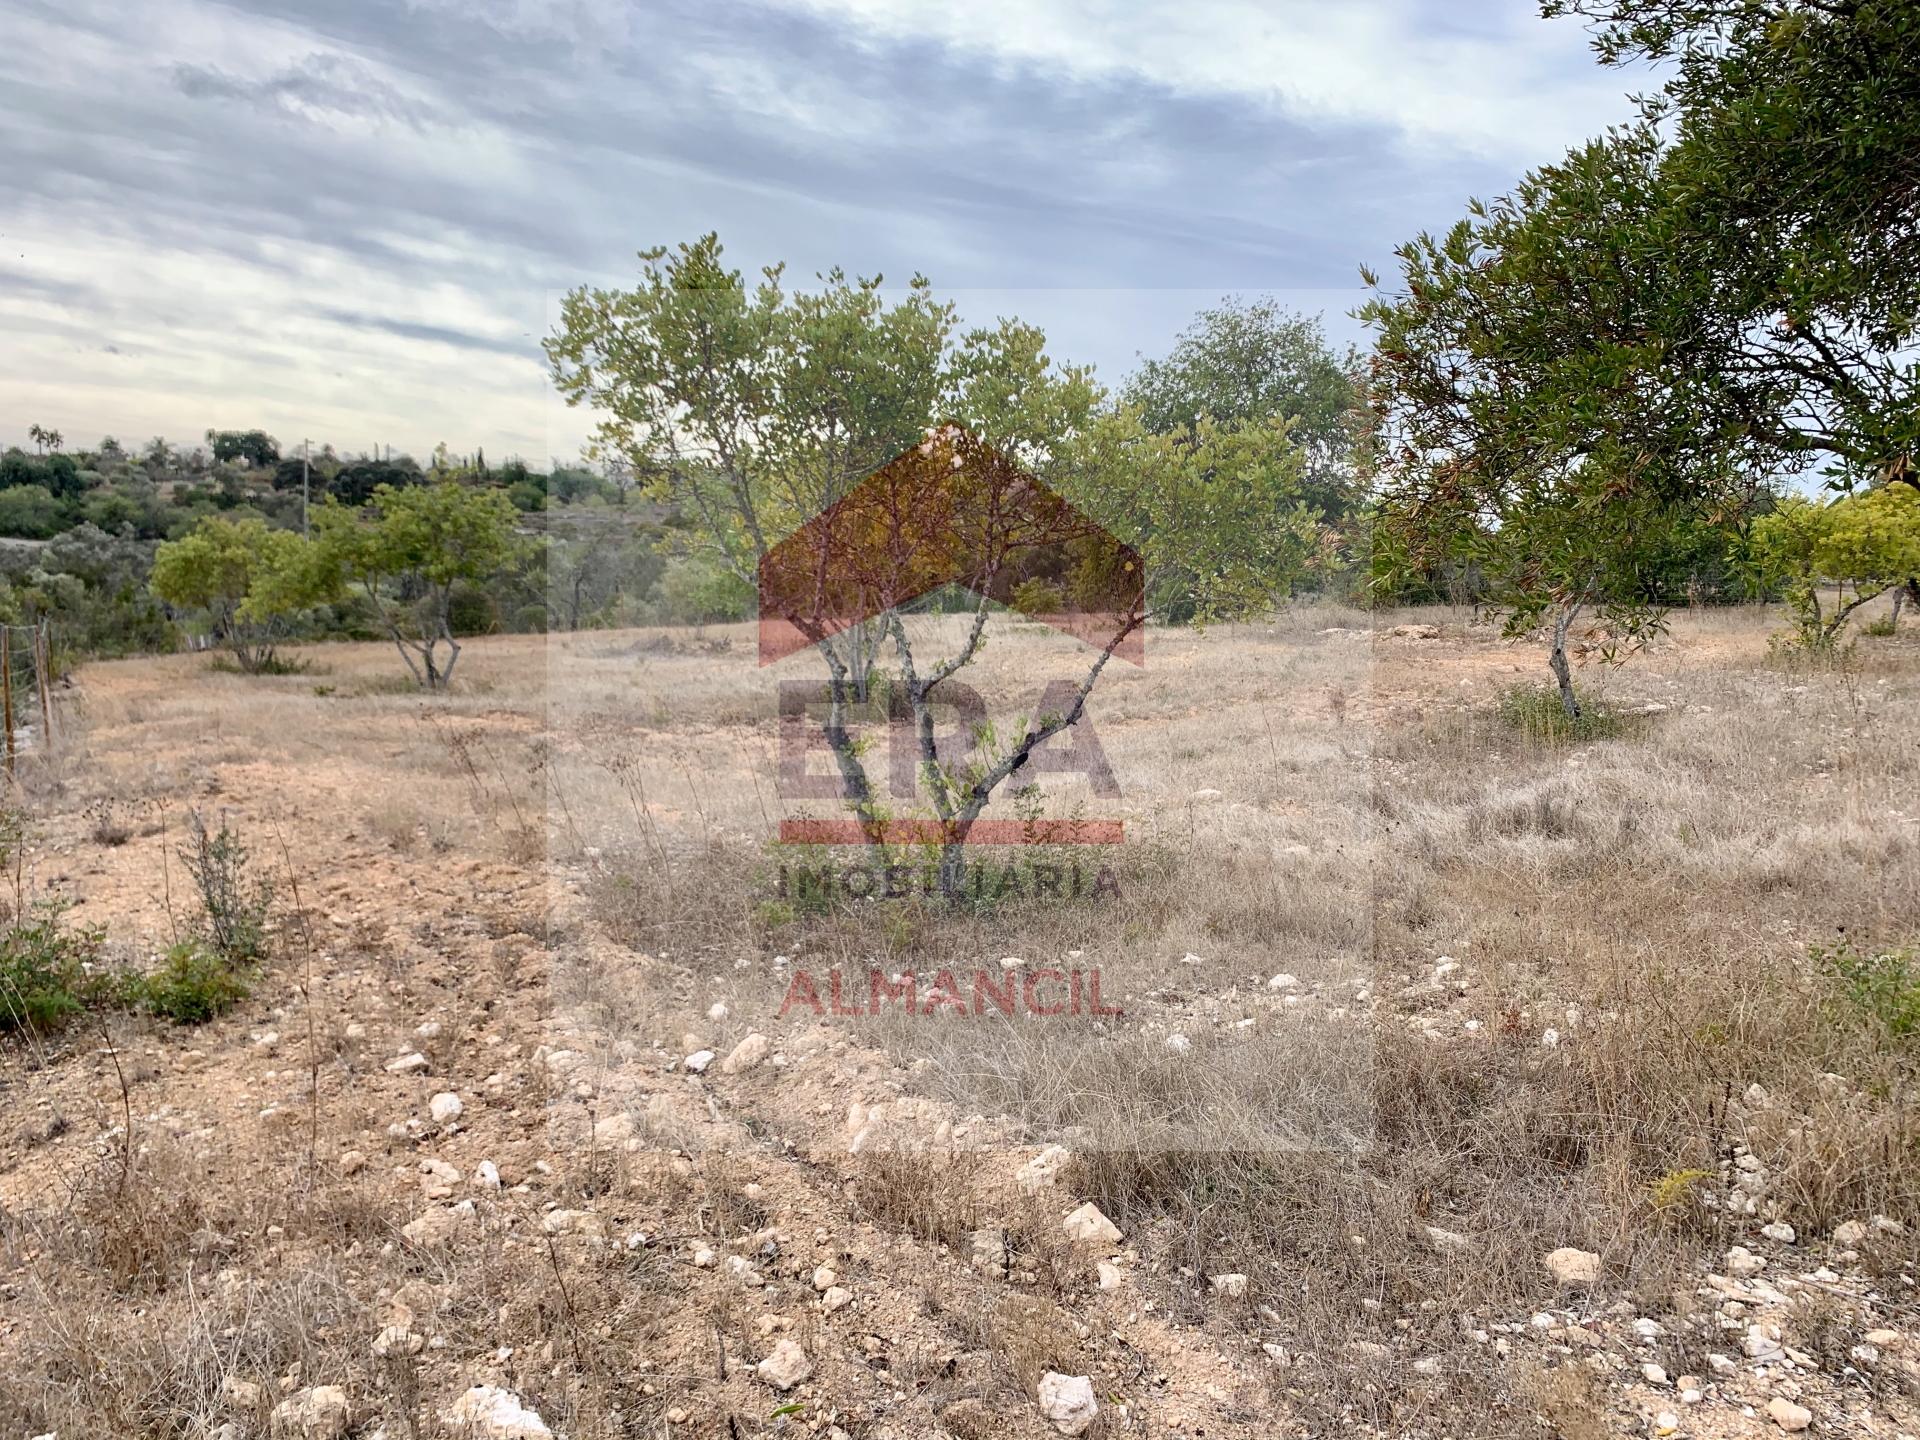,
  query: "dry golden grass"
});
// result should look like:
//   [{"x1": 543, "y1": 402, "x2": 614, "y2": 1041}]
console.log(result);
[{"x1": 3, "y1": 600, "x2": 1919, "y2": 1437}]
